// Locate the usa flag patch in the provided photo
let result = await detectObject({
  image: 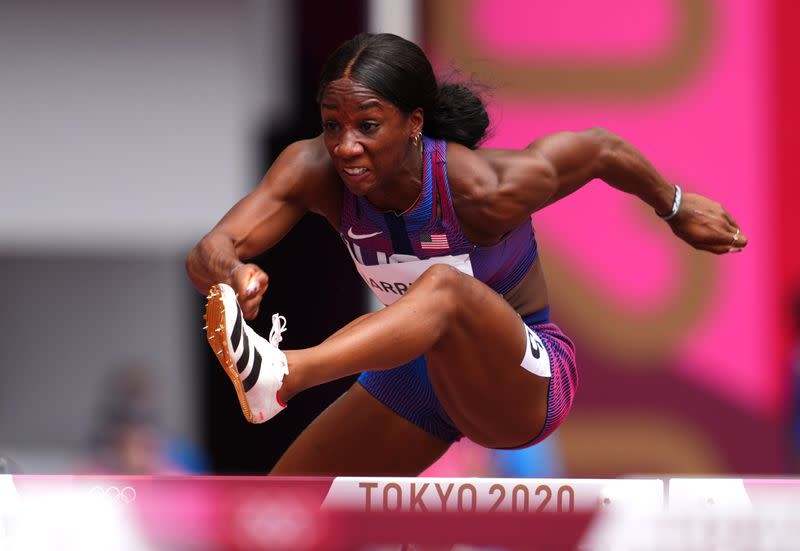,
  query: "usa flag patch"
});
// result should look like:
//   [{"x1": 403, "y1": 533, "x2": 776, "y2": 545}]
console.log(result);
[{"x1": 420, "y1": 233, "x2": 449, "y2": 250}]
